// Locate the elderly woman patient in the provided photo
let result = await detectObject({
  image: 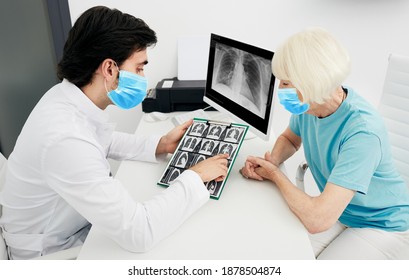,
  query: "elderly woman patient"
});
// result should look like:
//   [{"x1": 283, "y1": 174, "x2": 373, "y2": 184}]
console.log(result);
[{"x1": 241, "y1": 27, "x2": 409, "y2": 259}]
